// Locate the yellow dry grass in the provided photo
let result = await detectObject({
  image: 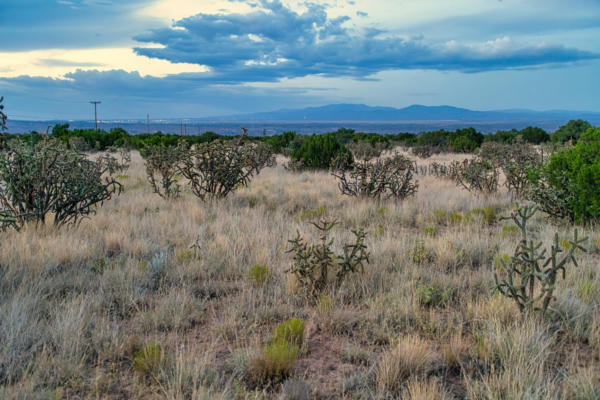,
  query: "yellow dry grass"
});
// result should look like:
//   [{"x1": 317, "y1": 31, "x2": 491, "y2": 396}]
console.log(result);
[{"x1": 0, "y1": 150, "x2": 599, "y2": 399}]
